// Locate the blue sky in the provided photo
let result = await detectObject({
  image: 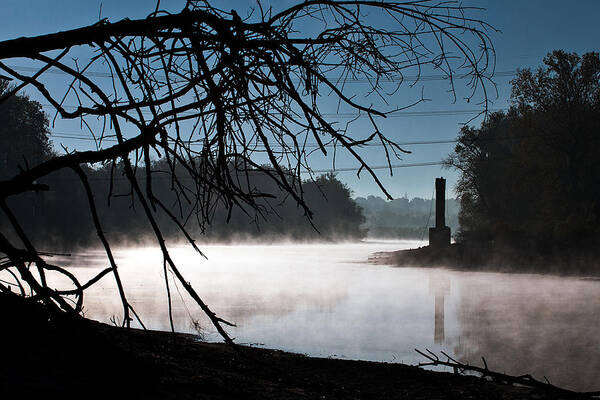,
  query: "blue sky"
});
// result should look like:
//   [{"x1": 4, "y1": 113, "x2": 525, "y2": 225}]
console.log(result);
[{"x1": 1, "y1": 0, "x2": 599, "y2": 199}]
